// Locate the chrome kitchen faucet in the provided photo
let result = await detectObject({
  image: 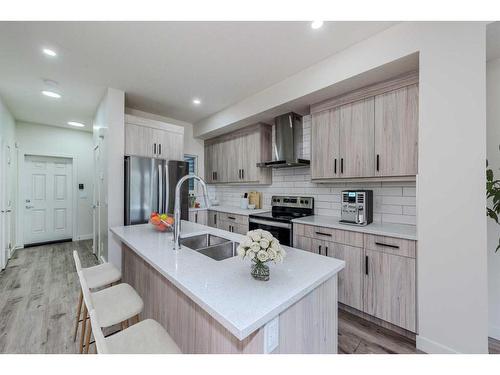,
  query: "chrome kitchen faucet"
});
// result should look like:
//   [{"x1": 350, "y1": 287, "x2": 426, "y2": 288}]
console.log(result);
[{"x1": 173, "y1": 174, "x2": 210, "y2": 250}]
